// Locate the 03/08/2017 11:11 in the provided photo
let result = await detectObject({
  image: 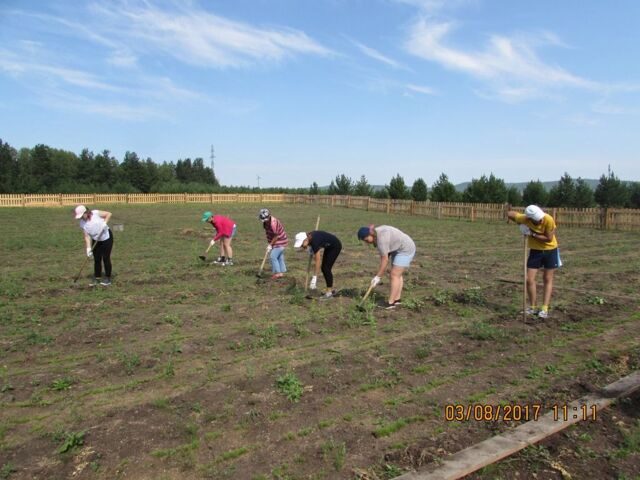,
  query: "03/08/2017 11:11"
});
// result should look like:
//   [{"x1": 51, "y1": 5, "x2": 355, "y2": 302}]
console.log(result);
[{"x1": 552, "y1": 404, "x2": 597, "y2": 421}]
